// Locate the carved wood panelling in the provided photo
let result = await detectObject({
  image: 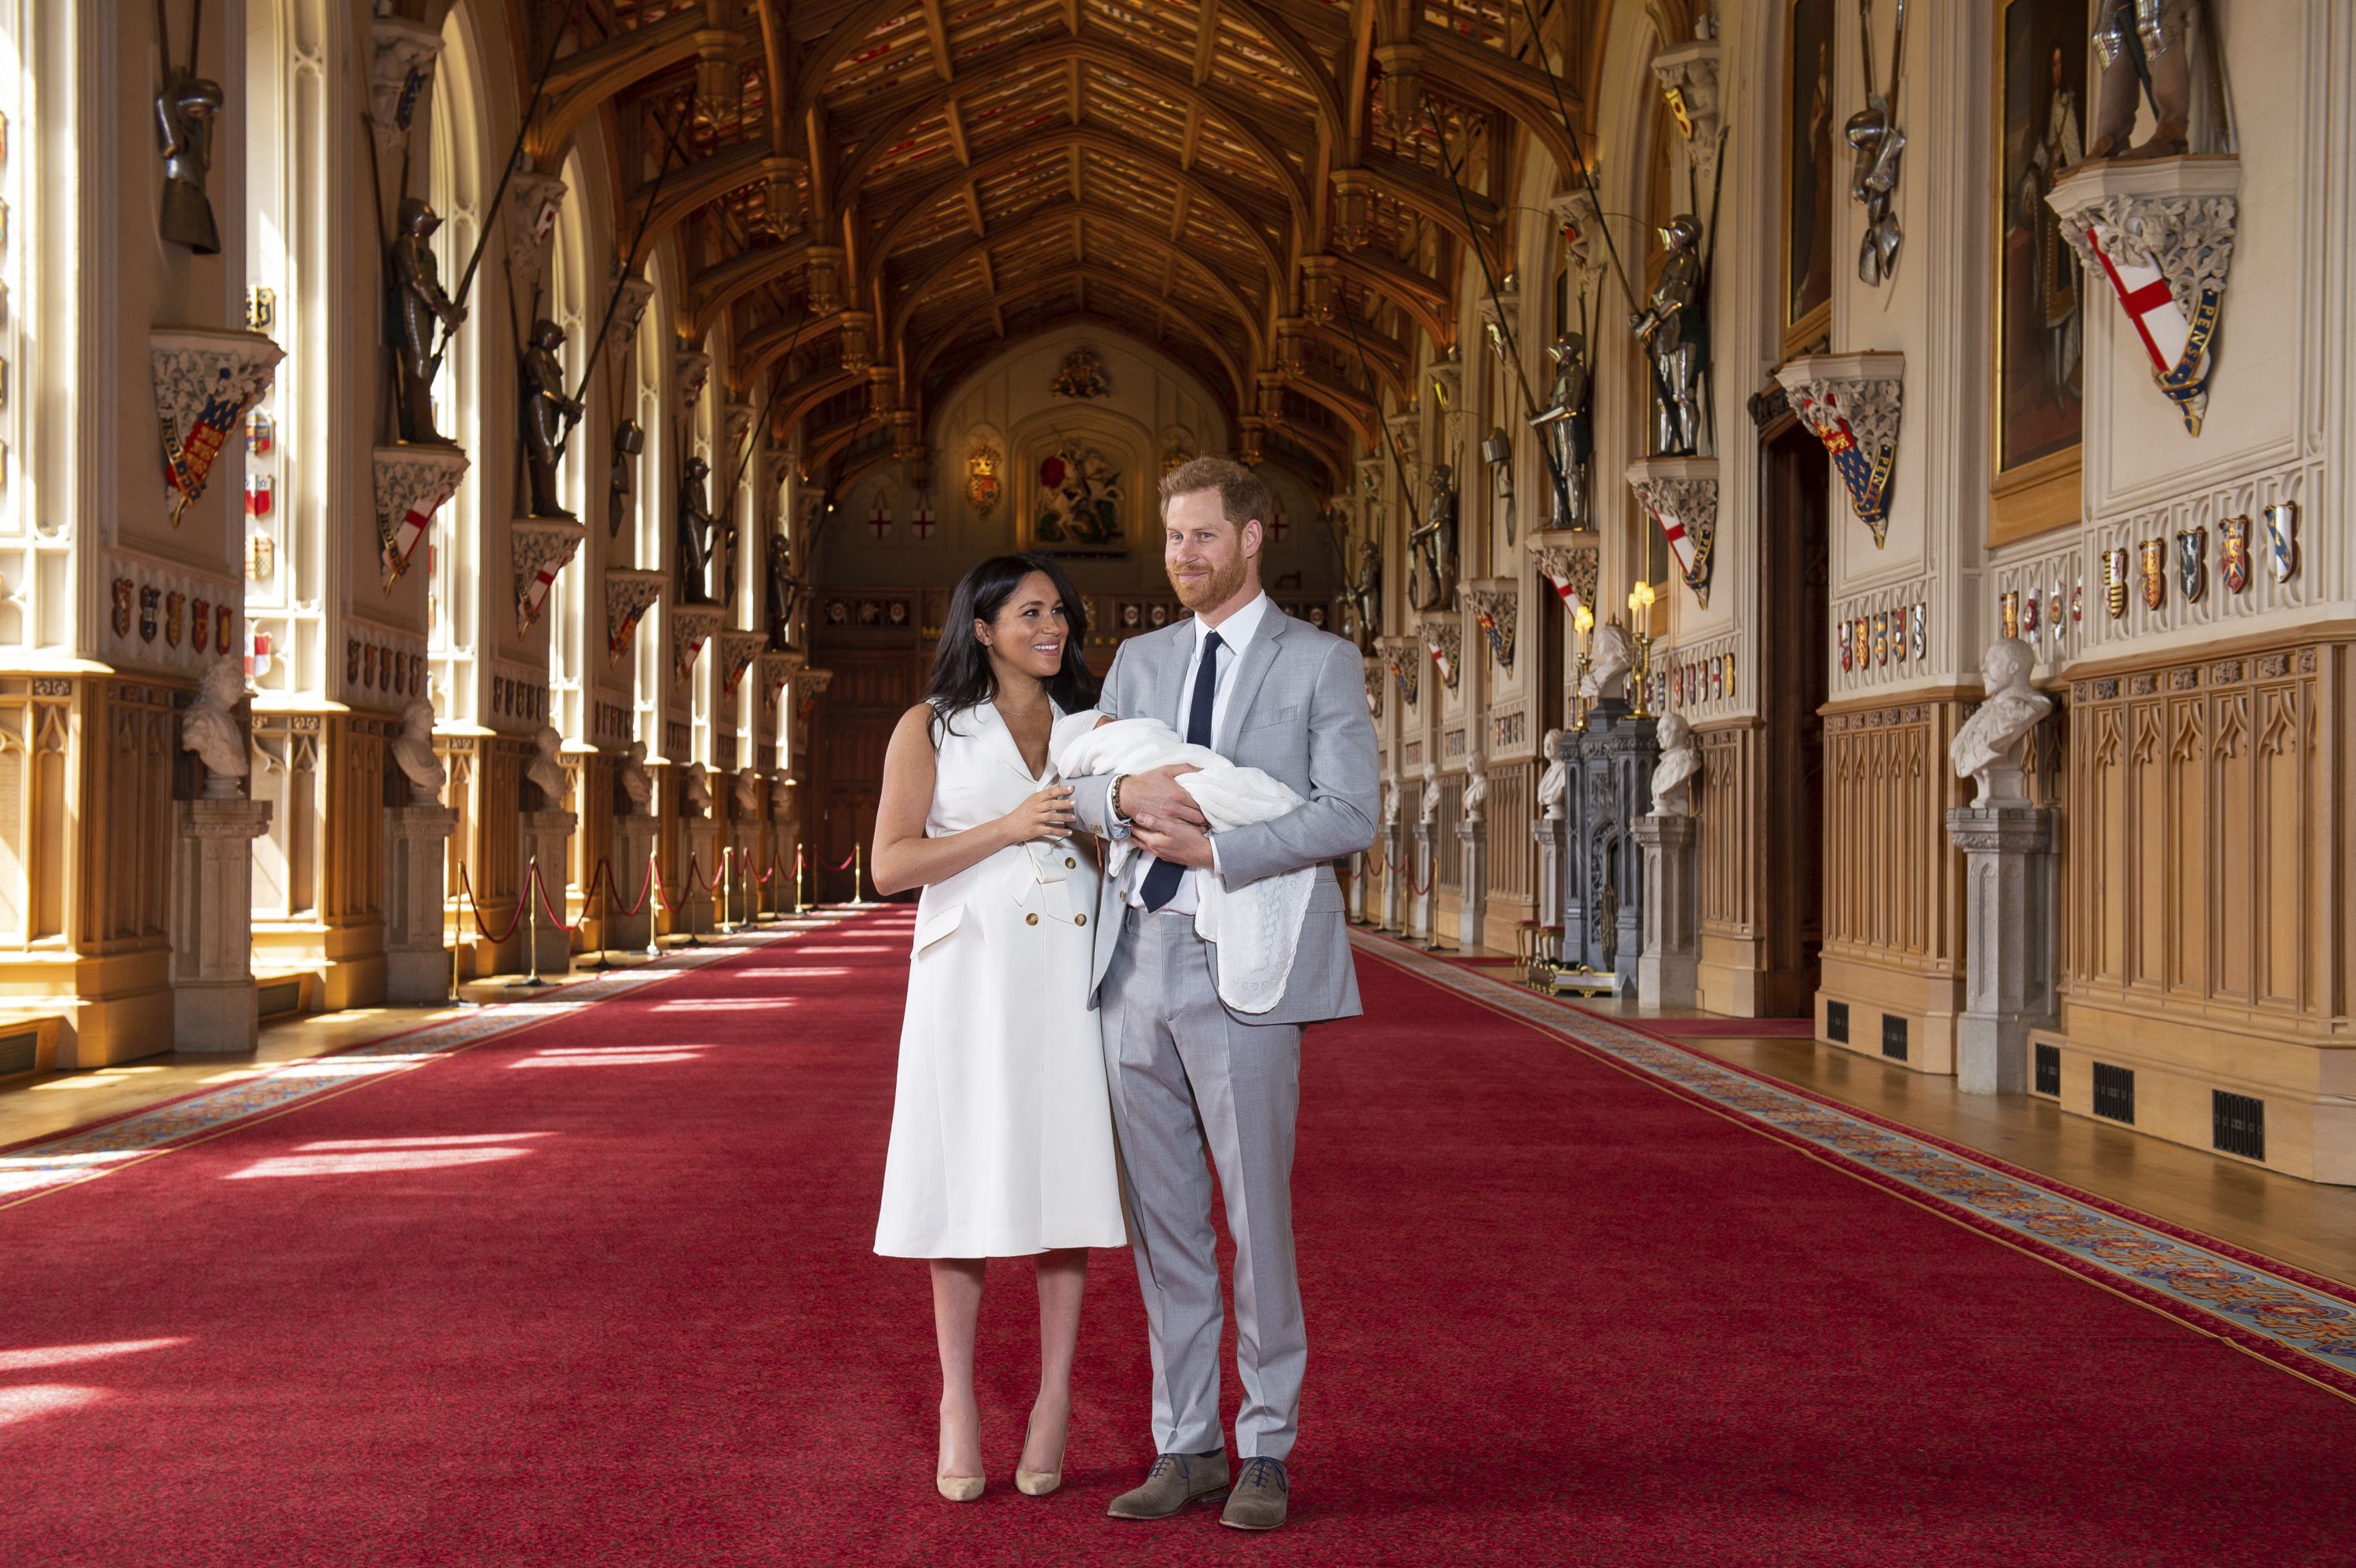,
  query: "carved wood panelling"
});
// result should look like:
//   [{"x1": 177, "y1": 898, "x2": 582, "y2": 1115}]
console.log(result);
[
  {"x1": 1483, "y1": 762, "x2": 1535, "y2": 906},
  {"x1": 1820, "y1": 698, "x2": 1968, "y2": 974},
  {"x1": 1696, "y1": 720, "x2": 1761, "y2": 939},
  {"x1": 1436, "y1": 777, "x2": 1465, "y2": 894},
  {"x1": 0, "y1": 678, "x2": 71, "y2": 944},
  {"x1": 86, "y1": 682, "x2": 181, "y2": 948},
  {"x1": 327, "y1": 717, "x2": 390, "y2": 930}
]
